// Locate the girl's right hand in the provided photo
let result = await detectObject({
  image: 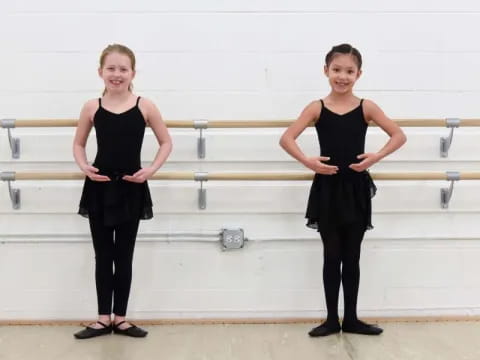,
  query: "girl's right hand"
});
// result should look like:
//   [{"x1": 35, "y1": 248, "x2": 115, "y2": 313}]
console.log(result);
[
  {"x1": 304, "y1": 156, "x2": 338, "y2": 175},
  {"x1": 81, "y1": 164, "x2": 110, "y2": 182}
]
